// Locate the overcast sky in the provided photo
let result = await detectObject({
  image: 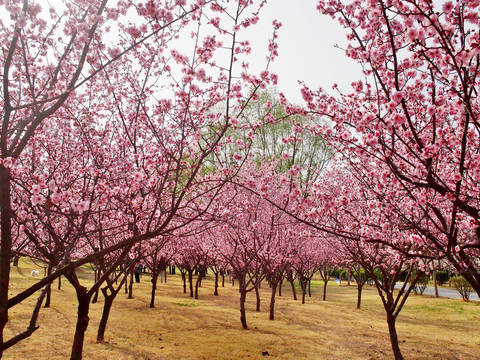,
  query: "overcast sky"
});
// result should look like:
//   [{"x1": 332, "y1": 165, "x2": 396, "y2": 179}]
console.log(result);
[
  {"x1": 247, "y1": 1, "x2": 363, "y2": 104},
  {"x1": 0, "y1": 0, "x2": 362, "y2": 105}
]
